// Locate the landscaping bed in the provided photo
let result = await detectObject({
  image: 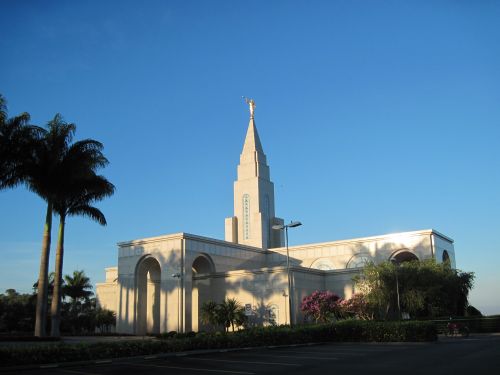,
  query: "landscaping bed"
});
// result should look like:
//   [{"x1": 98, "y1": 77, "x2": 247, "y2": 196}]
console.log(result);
[{"x1": 0, "y1": 320, "x2": 437, "y2": 367}]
